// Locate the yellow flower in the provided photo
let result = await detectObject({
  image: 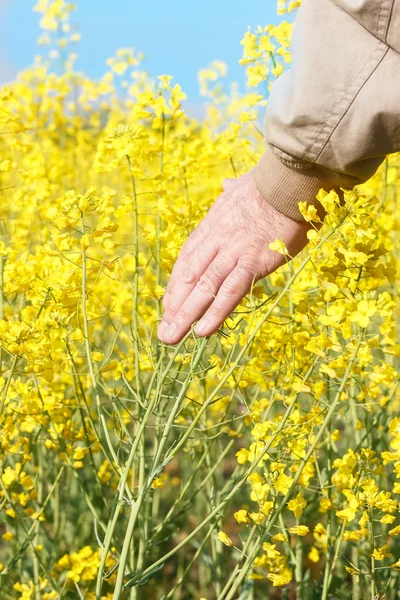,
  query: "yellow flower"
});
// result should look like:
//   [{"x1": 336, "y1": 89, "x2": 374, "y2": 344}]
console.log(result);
[
  {"x1": 236, "y1": 448, "x2": 249, "y2": 464},
  {"x1": 268, "y1": 238, "x2": 289, "y2": 255},
  {"x1": 308, "y1": 546, "x2": 320, "y2": 563},
  {"x1": 151, "y1": 477, "x2": 165, "y2": 489},
  {"x1": 262, "y1": 542, "x2": 280, "y2": 558},
  {"x1": 298, "y1": 202, "x2": 321, "y2": 223},
  {"x1": 381, "y1": 514, "x2": 396, "y2": 524},
  {"x1": 267, "y1": 569, "x2": 293, "y2": 587},
  {"x1": 261, "y1": 500, "x2": 274, "y2": 516},
  {"x1": 249, "y1": 512, "x2": 265, "y2": 525},
  {"x1": 319, "y1": 497, "x2": 333, "y2": 512},
  {"x1": 336, "y1": 490, "x2": 359, "y2": 522},
  {"x1": 342, "y1": 529, "x2": 367, "y2": 541},
  {"x1": 2, "y1": 466, "x2": 17, "y2": 488},
  {"x1": 336, "y1": 507, "x2": 357, "y2": 522},
  {"x1": 349, "y1": 300, "x2": 377, "y2": 328},
  {"x1": 287, "y1": 492, "x2": 307, "y2": 518},
  {"x1": 72, "y1": 447, "x2": 89, "y2": 461},
  {"x1": 272, "y1": 532, "x2": 287, "y2": 543},
  {"x1": 274, "y1": 473, "x2": 293, "y2": 495},
  {"x1": 372, "y1": 545, "x2": 392, "y2": 560},
  {"x1": 389, "y1": 524, "x2": 400, "y2": 536},
  {"x1": 80, "y1": 234, "x2": 90, "y2": 251},
  {"x1": 234, "y1": 510, "x2": 250, "y2": 525},
  {"x1": 288, "y1": 525, "x2": 309, "y2": 536},
  {"x1": 217, "y1": 531, "x2": 233, "y2": 547}
]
